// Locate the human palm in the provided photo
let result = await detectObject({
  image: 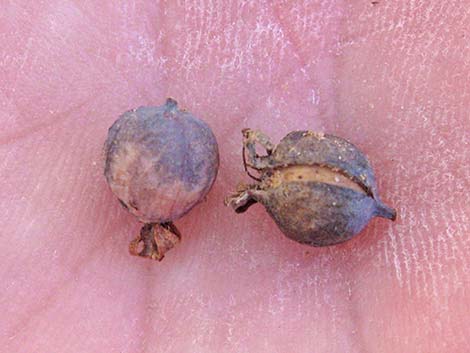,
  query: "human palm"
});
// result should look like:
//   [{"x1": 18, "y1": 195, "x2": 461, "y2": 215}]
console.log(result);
[{"x1": 2, "y1": 1, "x2": 468, "y2": 352}]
